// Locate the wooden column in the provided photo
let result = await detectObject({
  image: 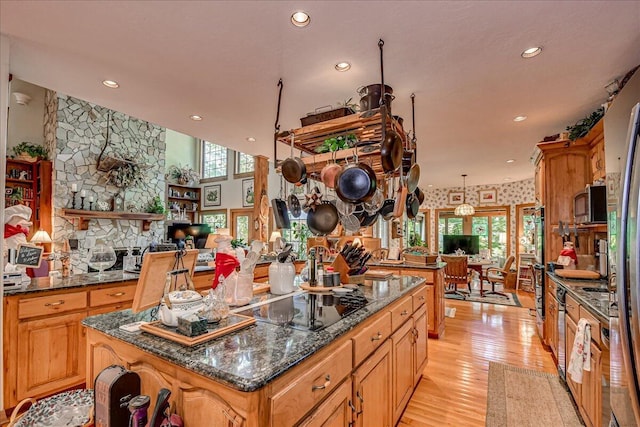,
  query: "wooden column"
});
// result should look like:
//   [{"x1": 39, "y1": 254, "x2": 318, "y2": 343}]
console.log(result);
[{"x1": 251, "y1": 156, "x2": 269, "y2": 242}]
